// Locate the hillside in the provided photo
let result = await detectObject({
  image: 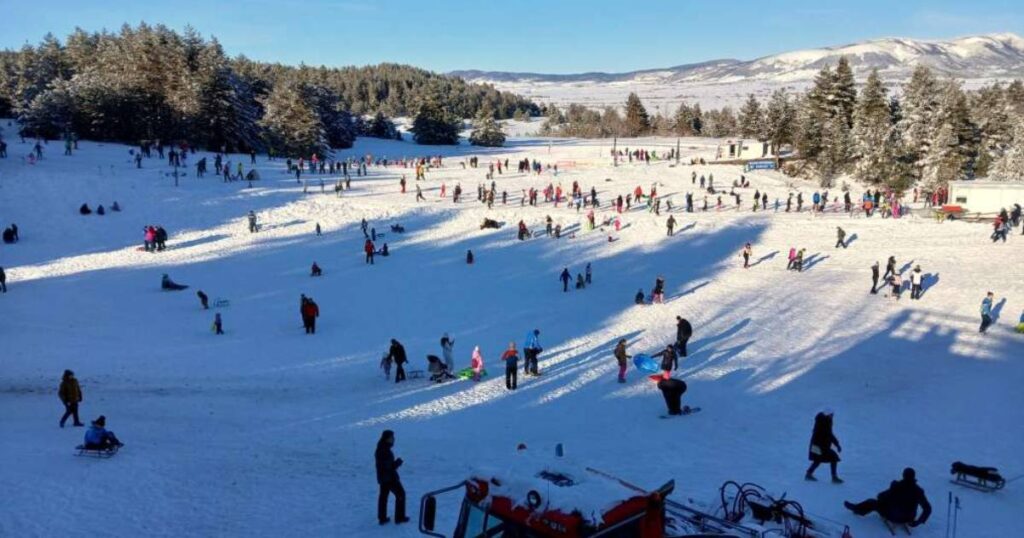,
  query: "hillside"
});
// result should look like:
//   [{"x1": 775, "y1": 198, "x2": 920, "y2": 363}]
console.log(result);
[{"x1": 1, "y1": 133, "x2": 1022, "y2": 536}]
